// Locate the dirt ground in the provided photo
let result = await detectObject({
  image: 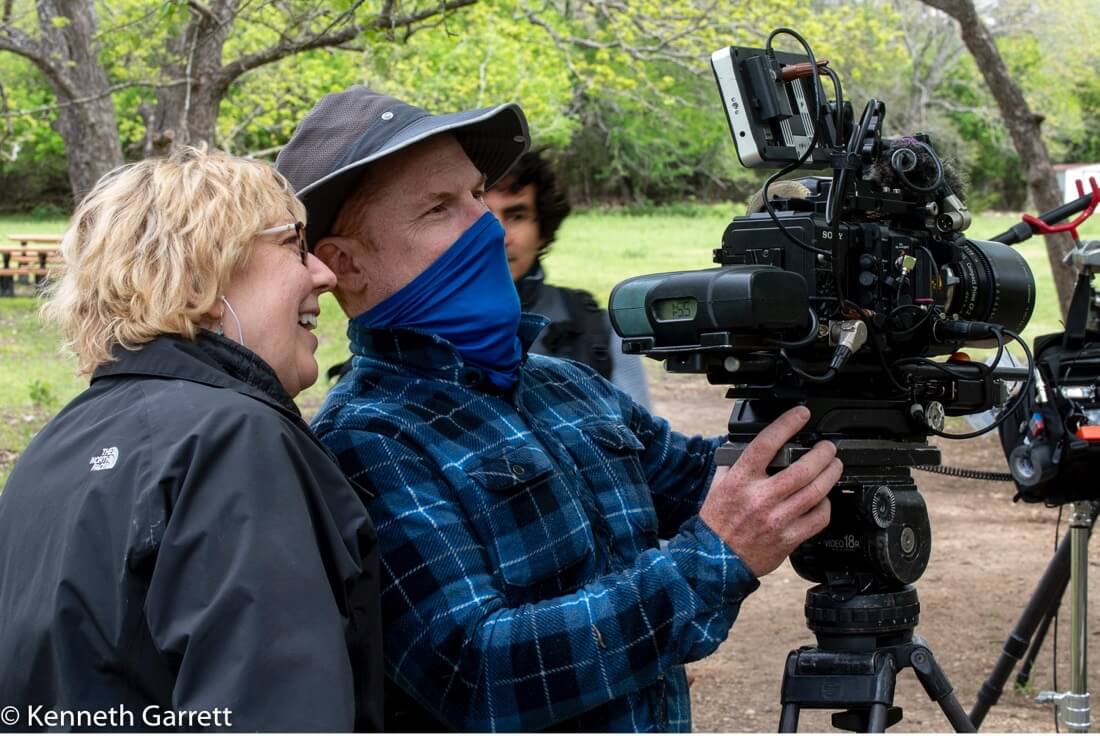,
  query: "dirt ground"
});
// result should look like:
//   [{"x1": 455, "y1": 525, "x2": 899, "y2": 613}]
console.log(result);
[{"x1": 647, "y1": 370, "x2": 1100, "y2": 733}]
